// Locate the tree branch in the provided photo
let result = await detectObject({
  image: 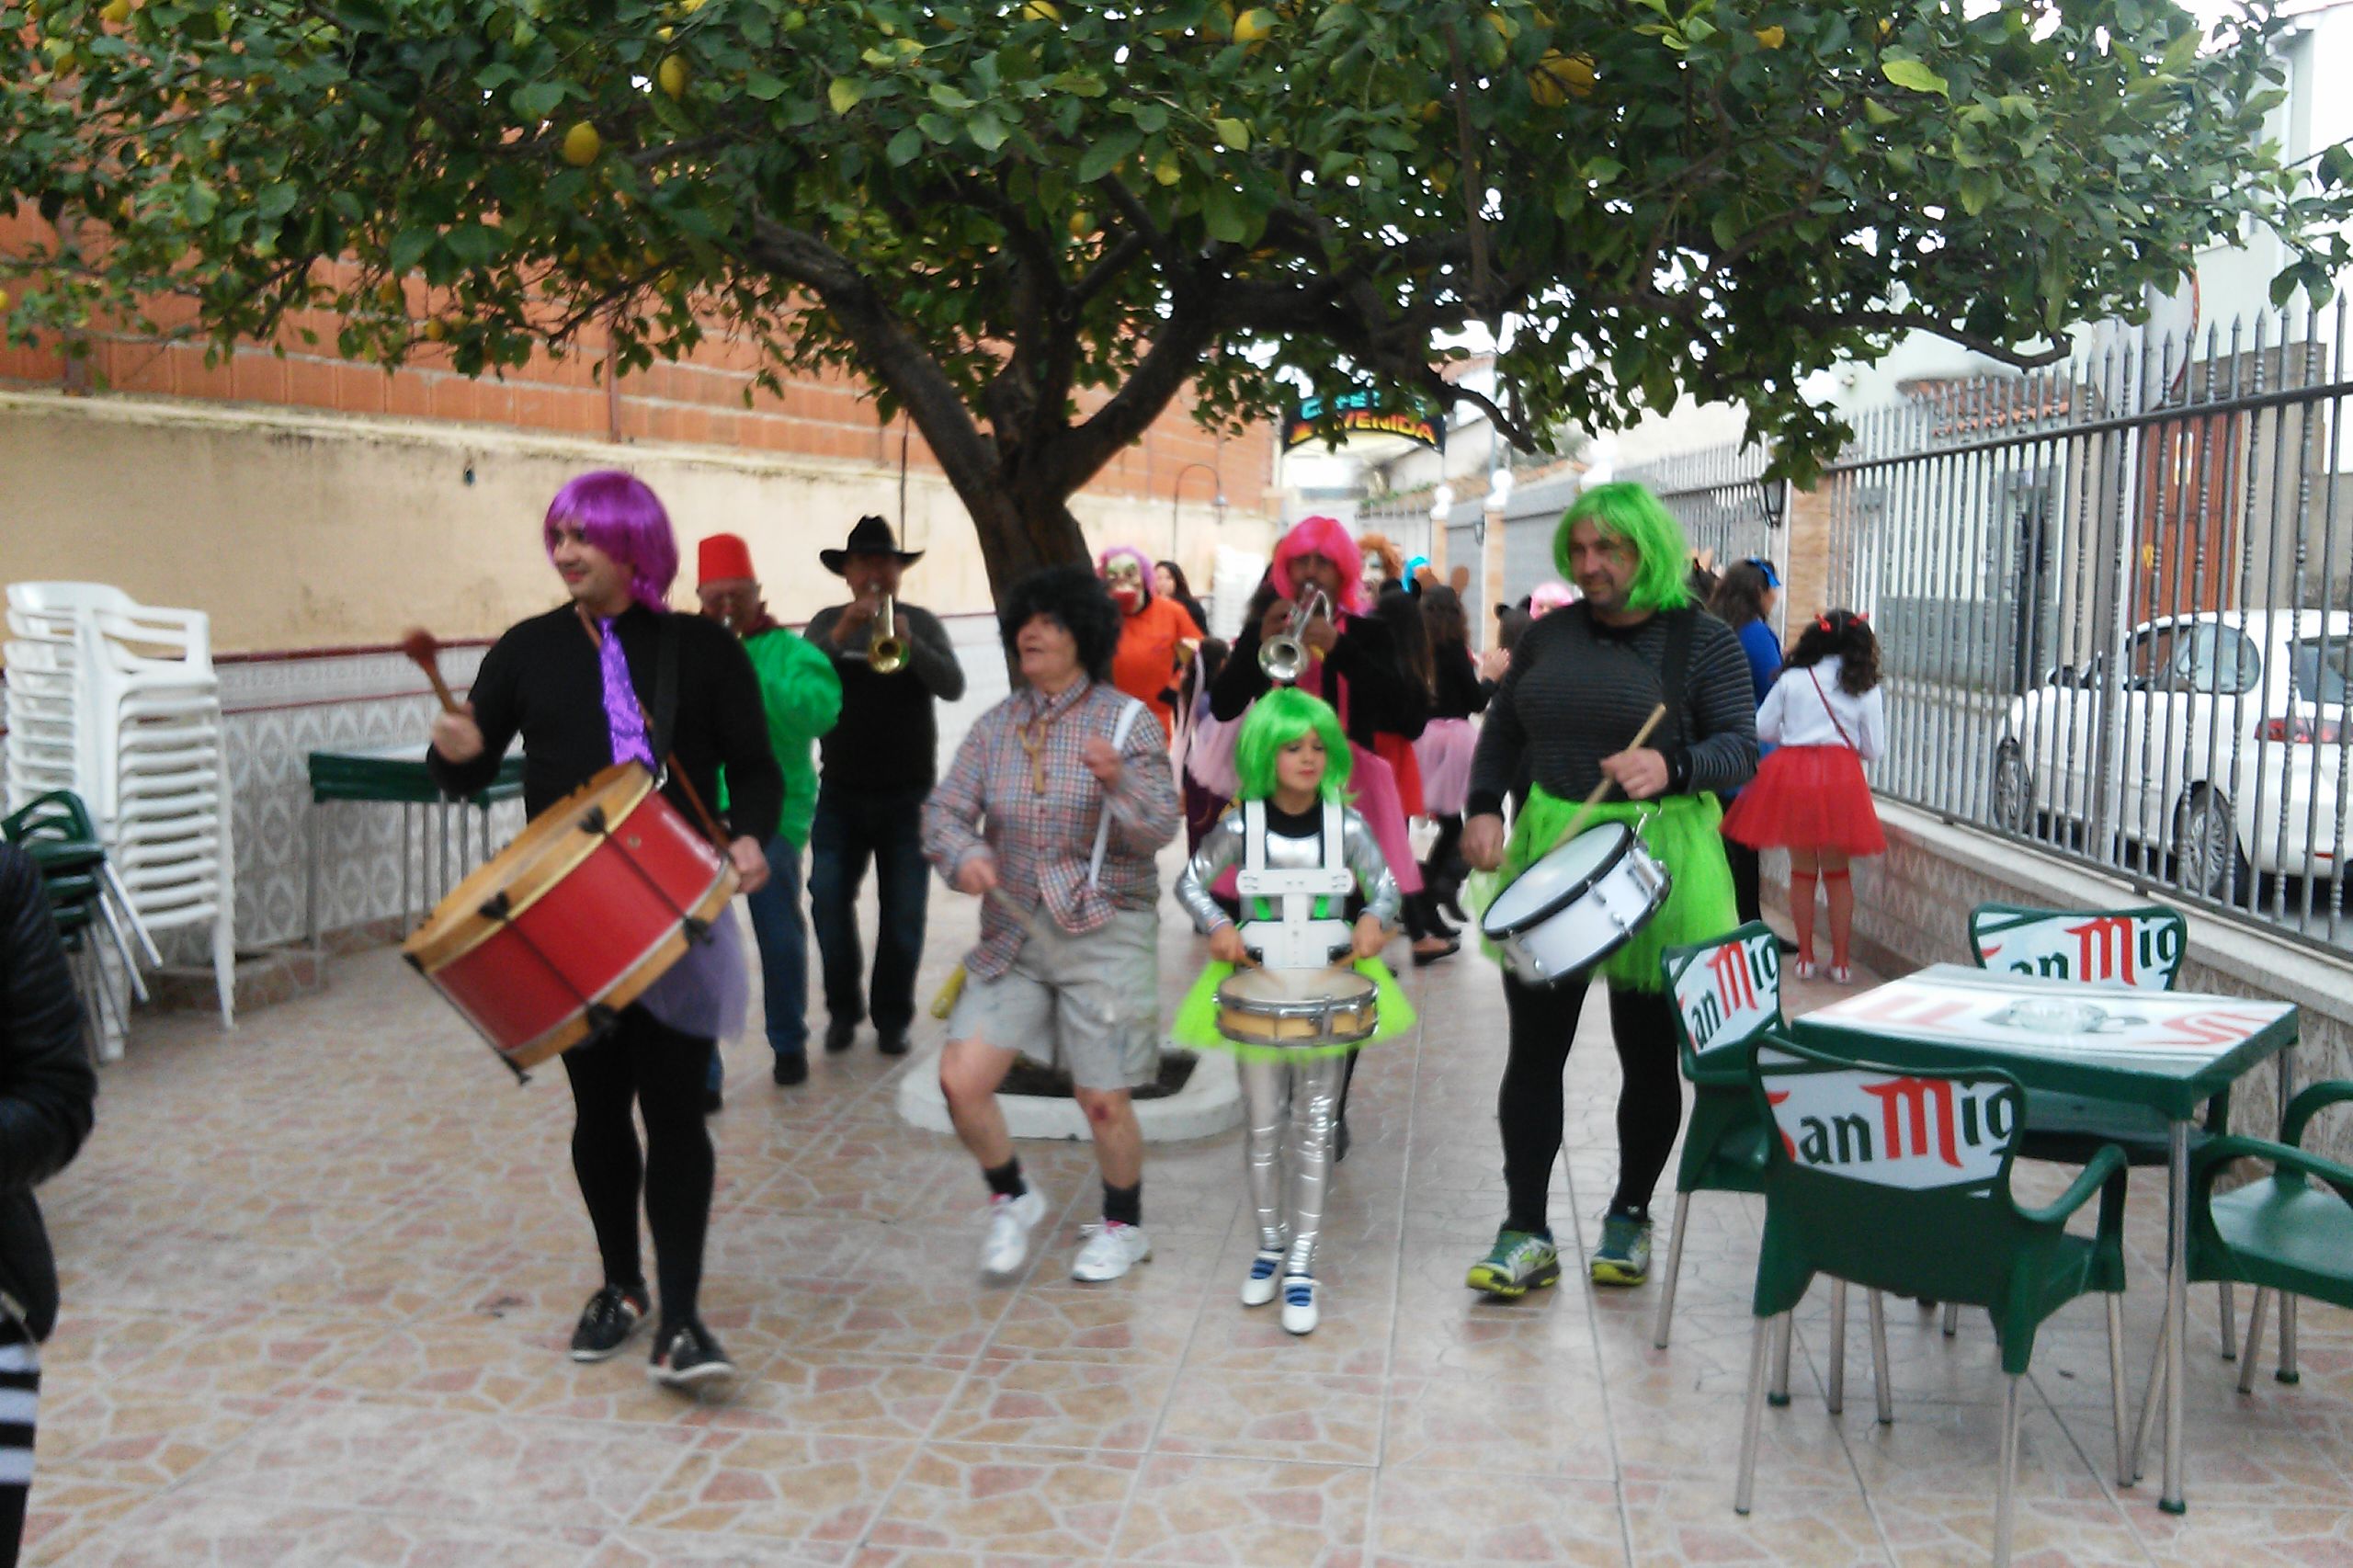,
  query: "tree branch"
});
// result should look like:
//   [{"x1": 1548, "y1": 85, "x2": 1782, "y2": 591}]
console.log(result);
[{"x1": 1048, "y1": 278, "x2": 1220, "y2": 497}]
